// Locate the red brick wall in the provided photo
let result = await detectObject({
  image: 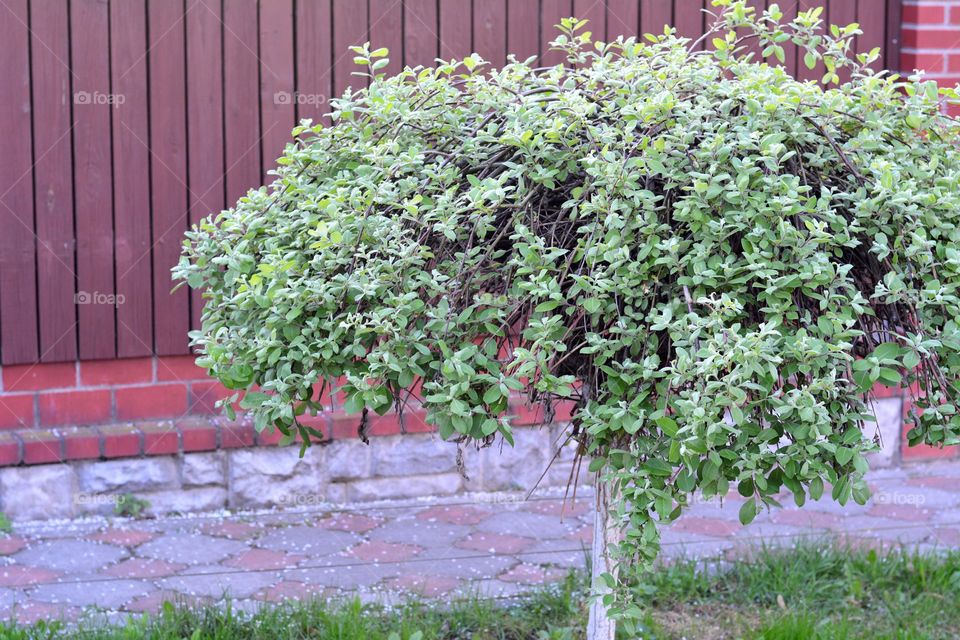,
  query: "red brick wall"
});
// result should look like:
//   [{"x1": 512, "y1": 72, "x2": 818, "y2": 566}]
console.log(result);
[{"x1": 902, "y1": 0, "x2": 960, "y2": 115}]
